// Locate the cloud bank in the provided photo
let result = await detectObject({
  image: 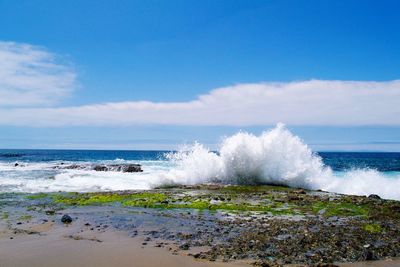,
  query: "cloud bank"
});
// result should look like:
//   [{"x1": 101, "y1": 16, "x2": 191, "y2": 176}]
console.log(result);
[
  {"x1": 1, "y1": 80, "x2": 400, "y2": 127},
  {"x1": 0, "y1": 41, "x2": 76, "y2": 107},
  {"x1": 0, "y1": 41, "x2": 399, "y2": 127}
]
